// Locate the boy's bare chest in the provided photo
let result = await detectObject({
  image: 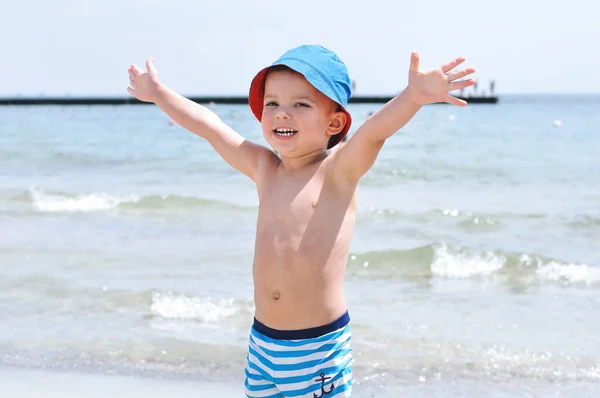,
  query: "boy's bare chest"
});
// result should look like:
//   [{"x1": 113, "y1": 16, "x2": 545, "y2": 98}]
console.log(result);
[
  {"x1": 256, "y1": 169, "x2": 355, "y2": 246},
  {"x1": 259, "y1": 174, "x2": 326, "y2": 227},
  {"x1": 255, "y1": 167, "x2": 356, "y2": 268}
]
